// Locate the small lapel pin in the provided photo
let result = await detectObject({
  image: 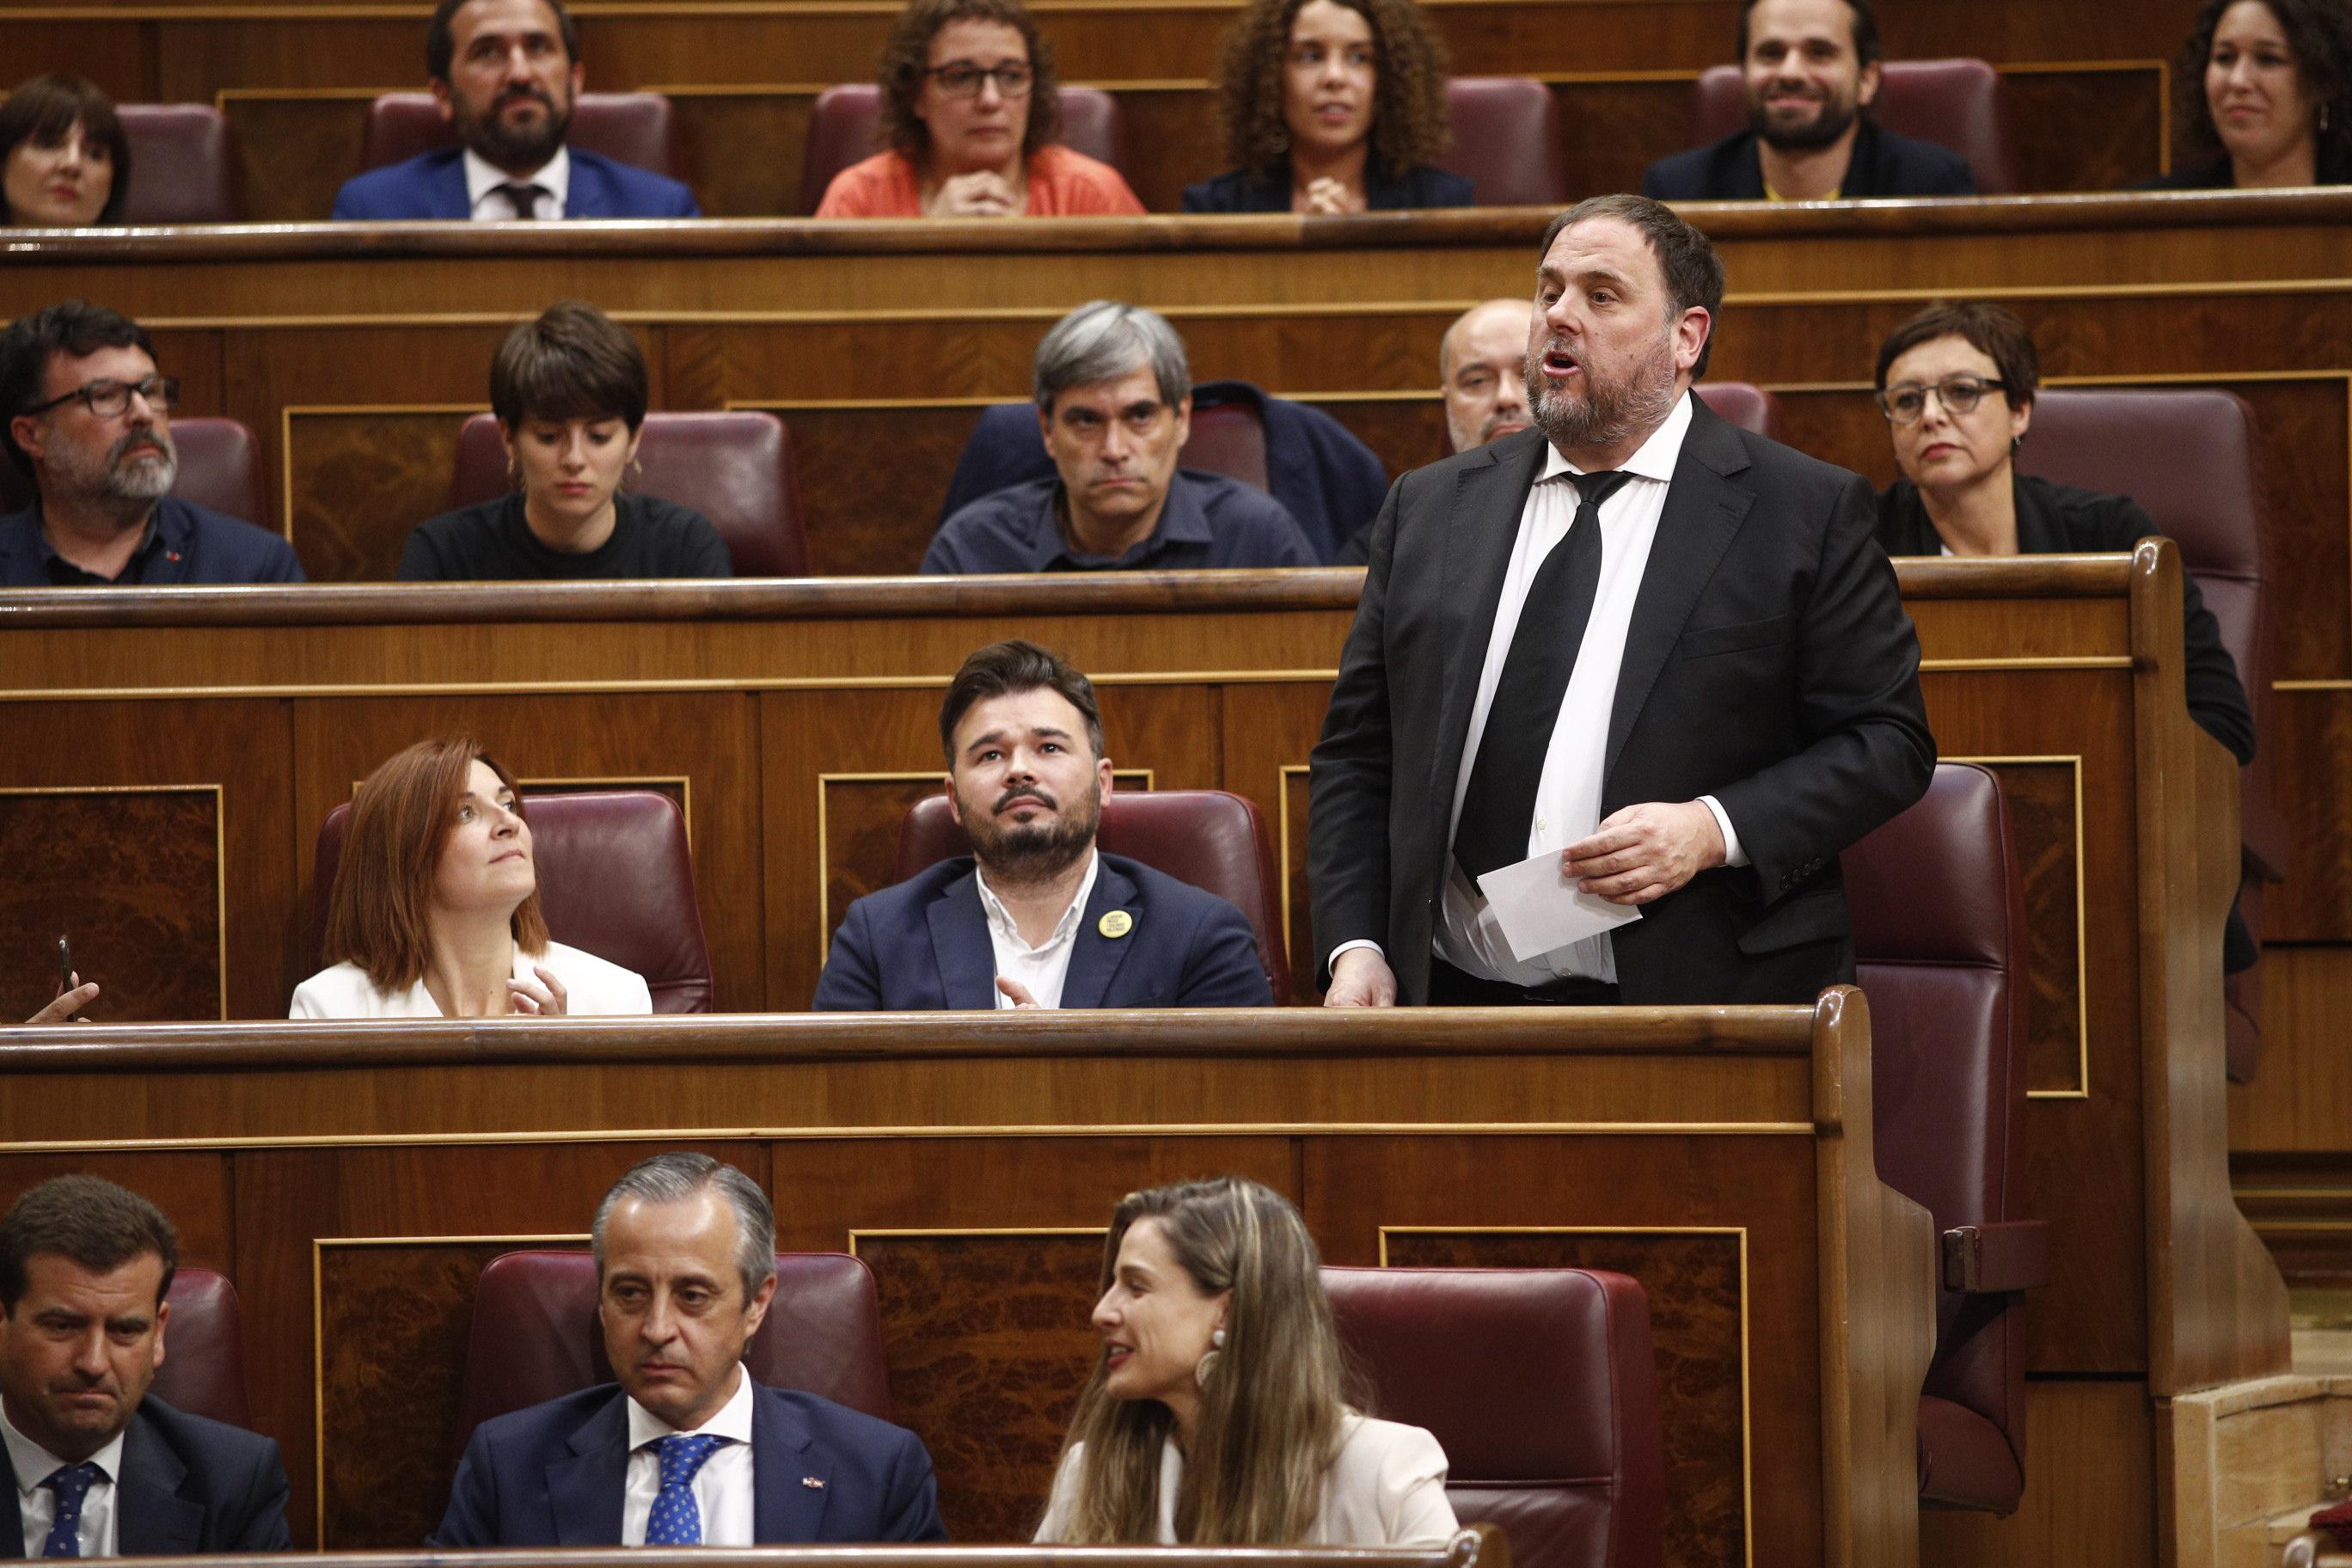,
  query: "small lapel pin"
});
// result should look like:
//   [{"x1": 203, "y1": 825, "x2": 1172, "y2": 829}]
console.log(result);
[
  {"x1": 802, "y1": 1476, "x2": 827, "y2": 1489},
  {"x1": 1098, "y1": 910, "x2": 1134, "y2": 939}
]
